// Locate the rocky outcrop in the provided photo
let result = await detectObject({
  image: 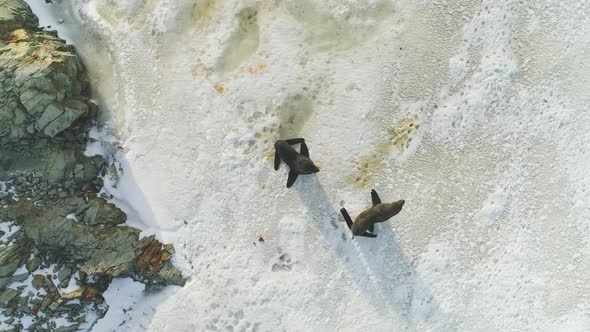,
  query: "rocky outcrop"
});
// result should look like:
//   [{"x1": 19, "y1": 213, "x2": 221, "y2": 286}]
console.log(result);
[
  {"x1": 0, "y1": 0, "x2": 38, "y2": 34},
  {"x1": 0, "y1": 0, "x2": 104, "y2": 192},
  {"x1": 0, "y1": 0, "x2": 186, "y2": 330},
  {"x1": 9, "y1": 201, "x2": 183, "y2": 286}
]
